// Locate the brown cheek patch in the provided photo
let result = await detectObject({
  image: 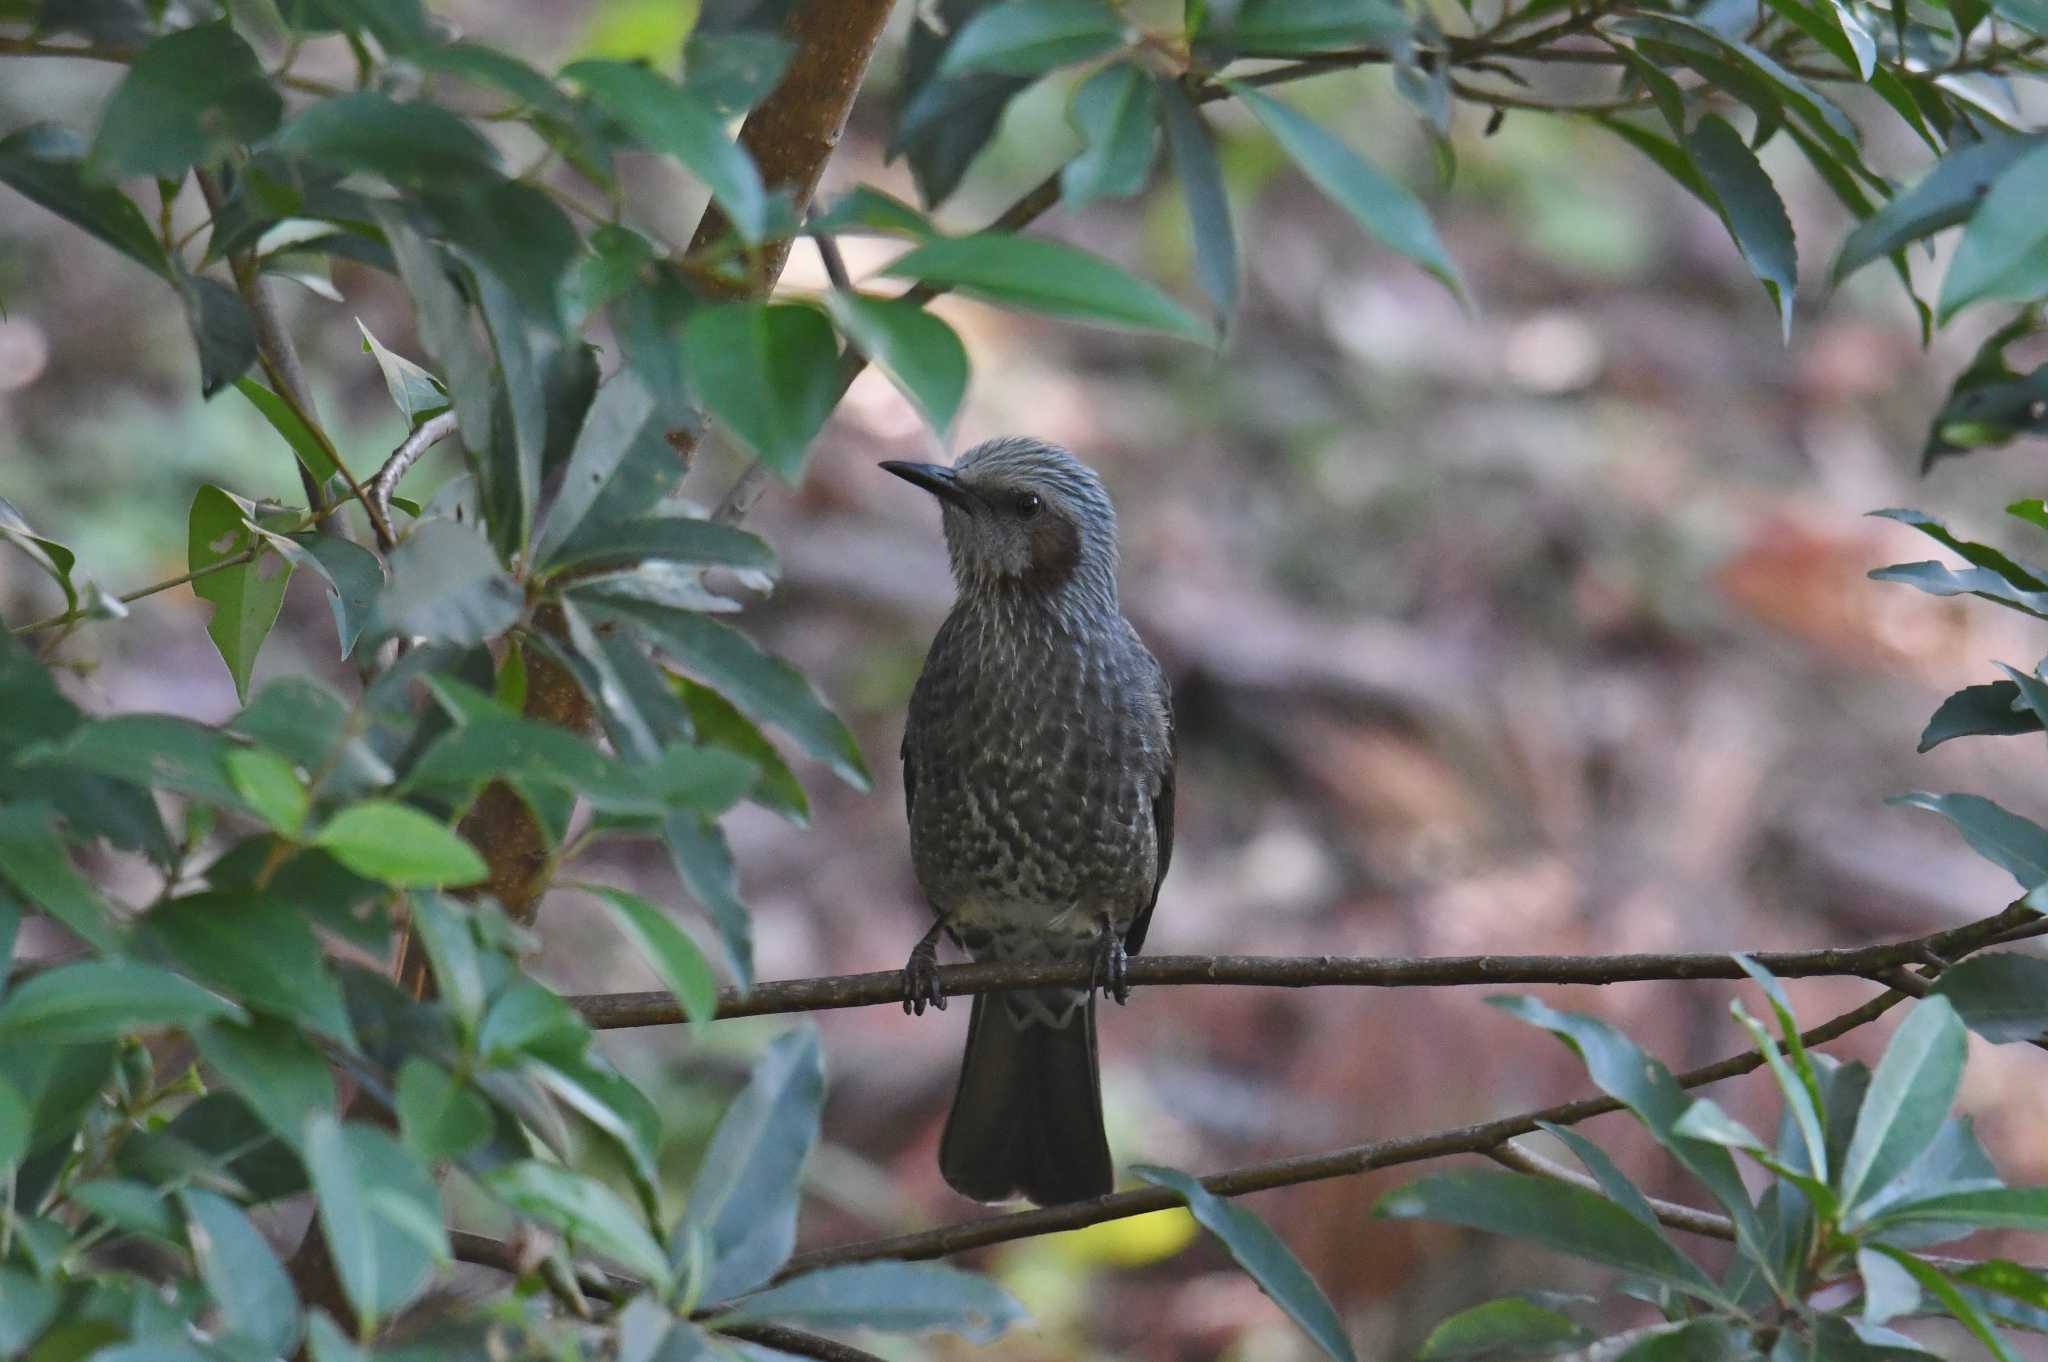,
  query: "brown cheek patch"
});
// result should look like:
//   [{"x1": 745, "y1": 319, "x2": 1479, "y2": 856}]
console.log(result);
[{"x1": 1023, "y1": 516, "x2": 1081, "y2": 591}]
